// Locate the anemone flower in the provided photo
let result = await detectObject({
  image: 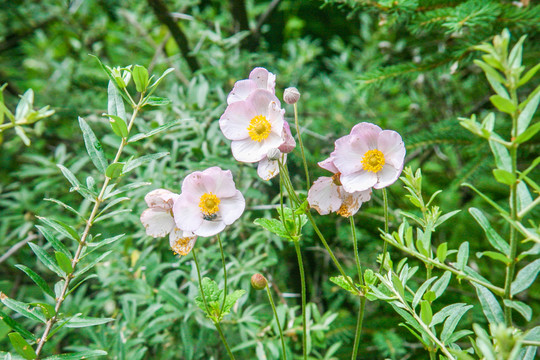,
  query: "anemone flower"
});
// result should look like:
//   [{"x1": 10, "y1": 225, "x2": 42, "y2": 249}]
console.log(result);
[
  {"x1": 173, "y1": 167, "x2": 245, "y2": 237},
  {"x1": 219, "y1": 89, "x2": 285, "y2": 163},
  {"x1": 227, "y1": 67, "x2": 276, "y2": 105},
  {"x1": 307, "y1": 157, "x2": 372, "y2": 217},
  {"x1": 331, "y1": 122, "x2": 405, "y2": 193}
]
